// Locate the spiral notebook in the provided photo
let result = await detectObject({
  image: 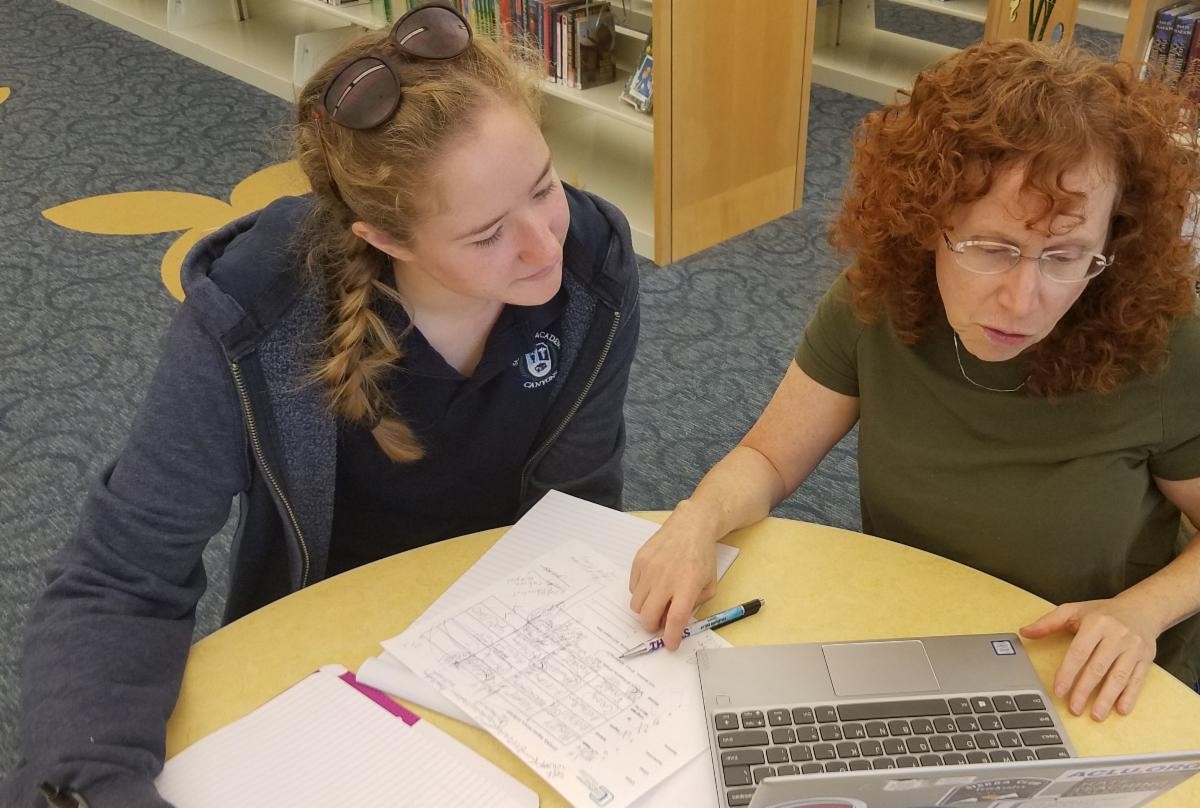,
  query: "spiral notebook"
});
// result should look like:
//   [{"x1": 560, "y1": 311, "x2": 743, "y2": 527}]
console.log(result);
[{"x1": 154, "y1": 664, "x2": 538, "y2": 808}]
